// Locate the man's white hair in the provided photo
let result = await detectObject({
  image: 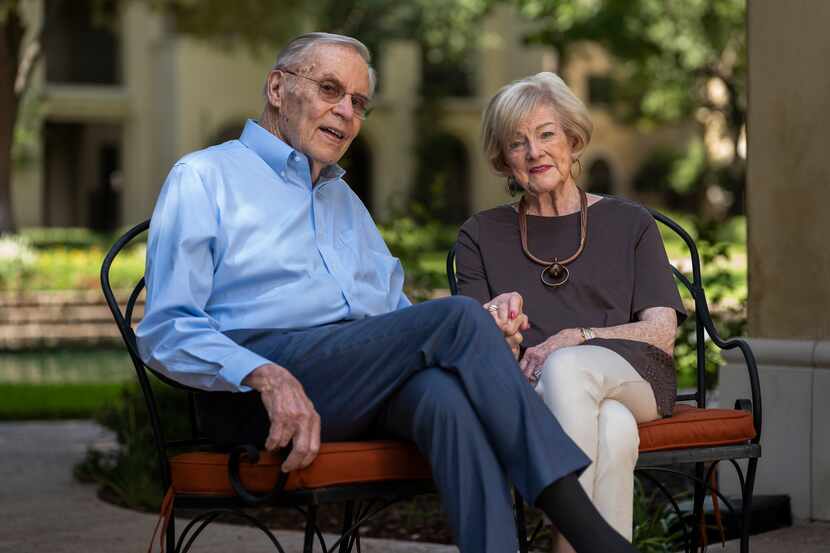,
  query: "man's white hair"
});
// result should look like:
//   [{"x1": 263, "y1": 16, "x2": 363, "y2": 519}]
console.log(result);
[{"x1": 264, "y1": 32, "x2": 377, "y2": 97}]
